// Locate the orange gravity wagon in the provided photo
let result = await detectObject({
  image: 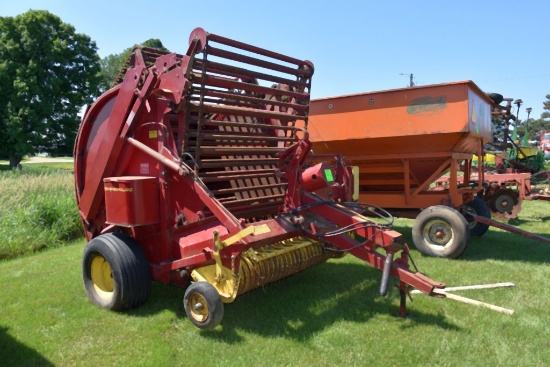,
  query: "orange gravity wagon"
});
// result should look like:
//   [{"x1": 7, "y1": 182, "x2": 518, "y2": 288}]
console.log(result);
[{"x1": 308, "y1": 81, "x2": 494, "y2": 258}]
